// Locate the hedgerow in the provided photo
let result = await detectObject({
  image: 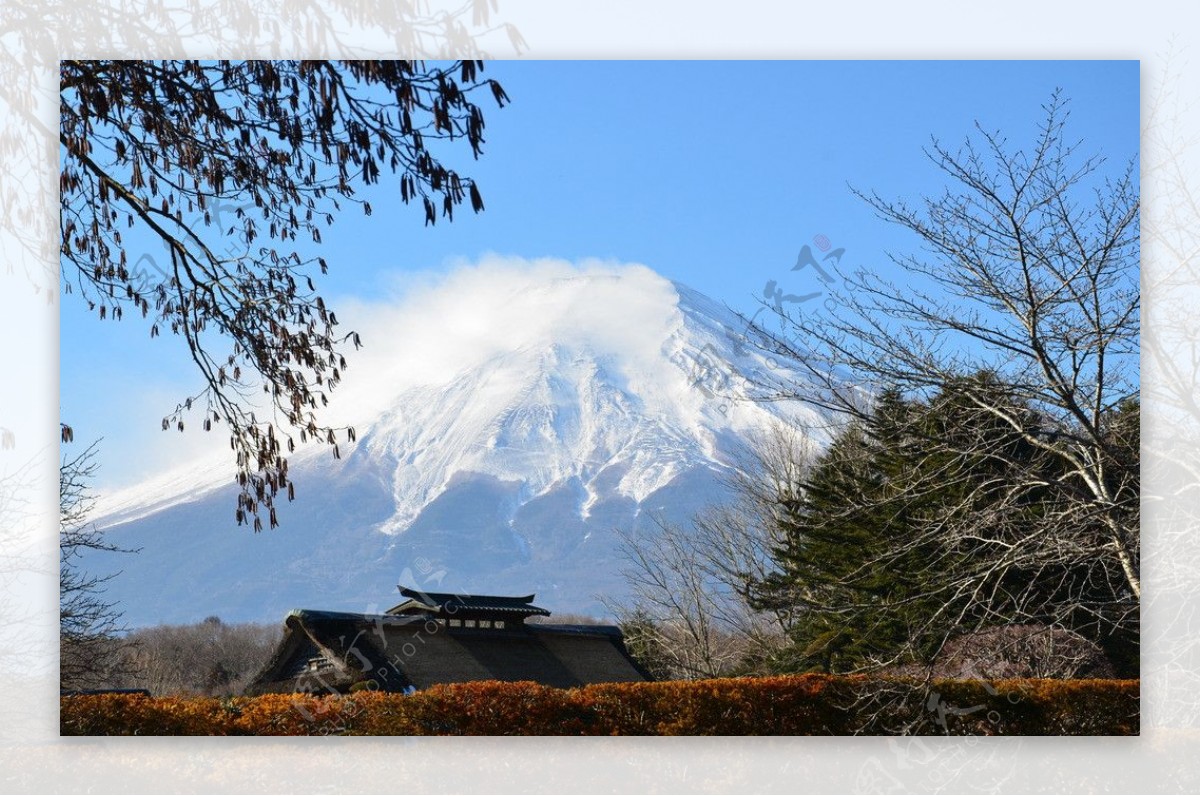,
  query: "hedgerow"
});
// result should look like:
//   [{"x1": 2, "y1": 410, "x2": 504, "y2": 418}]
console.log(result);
[{"x1": 60, "y1": 675, "x2": 1138, "y2": 736}]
